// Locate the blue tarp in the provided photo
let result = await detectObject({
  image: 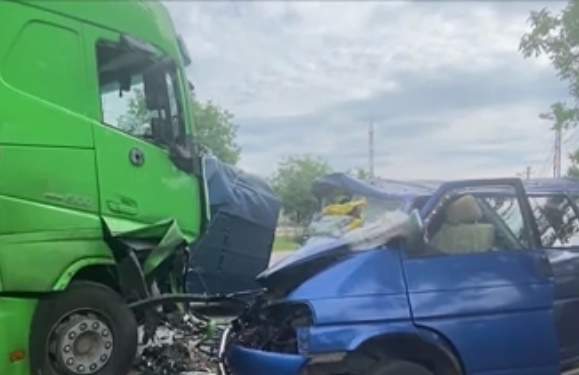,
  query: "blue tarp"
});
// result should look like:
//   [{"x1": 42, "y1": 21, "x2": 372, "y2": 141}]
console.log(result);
[{"x1": 186, "y1": 157, "x2": 281, "y2": 295}]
